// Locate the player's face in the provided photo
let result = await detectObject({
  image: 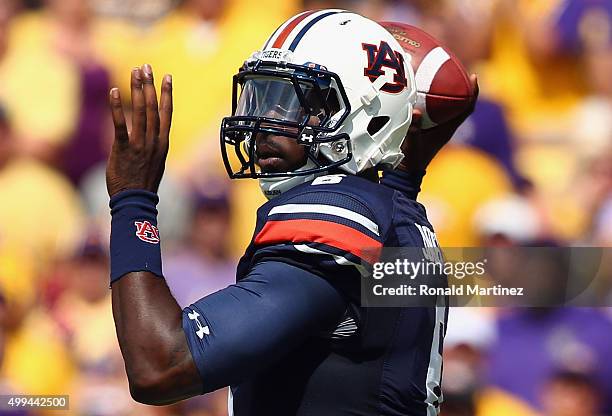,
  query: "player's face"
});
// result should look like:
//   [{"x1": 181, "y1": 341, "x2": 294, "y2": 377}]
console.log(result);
[
  {"x1": 254, "y1": 106, "x2": 321, "y2": 173},
  {"x1": 239, "y1": 76, "x2": 331, "y2": 174},
  {"x1": 255, "y1": 129, "x2": 307, "y2": 173}
]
